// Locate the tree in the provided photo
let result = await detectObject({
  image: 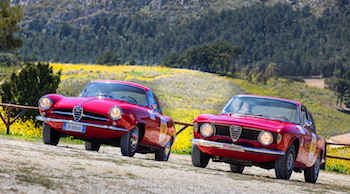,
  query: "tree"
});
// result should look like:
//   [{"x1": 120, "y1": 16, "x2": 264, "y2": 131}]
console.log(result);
[
  {"x1": 0, "y1": 0, "x2": 23, "y2": 52},
  {"x1": 1, "y1": 62, "x2": 61, "y2": 118},
  {"x1": 129, "y1": 57, "x2": 136, "y2": 66},
  {"x1": 95, "y1": 51, "x2": 121, "y2": 65}
]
